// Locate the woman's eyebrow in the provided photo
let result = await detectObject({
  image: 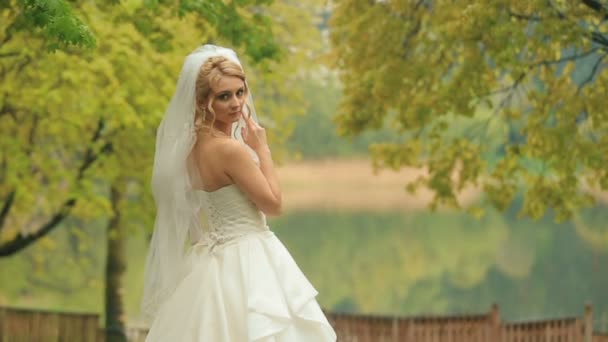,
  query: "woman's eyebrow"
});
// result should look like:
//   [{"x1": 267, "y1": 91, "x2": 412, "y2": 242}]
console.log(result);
[{"x1": 216, "y1": 87, "x2": 244, "y2": 96}]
